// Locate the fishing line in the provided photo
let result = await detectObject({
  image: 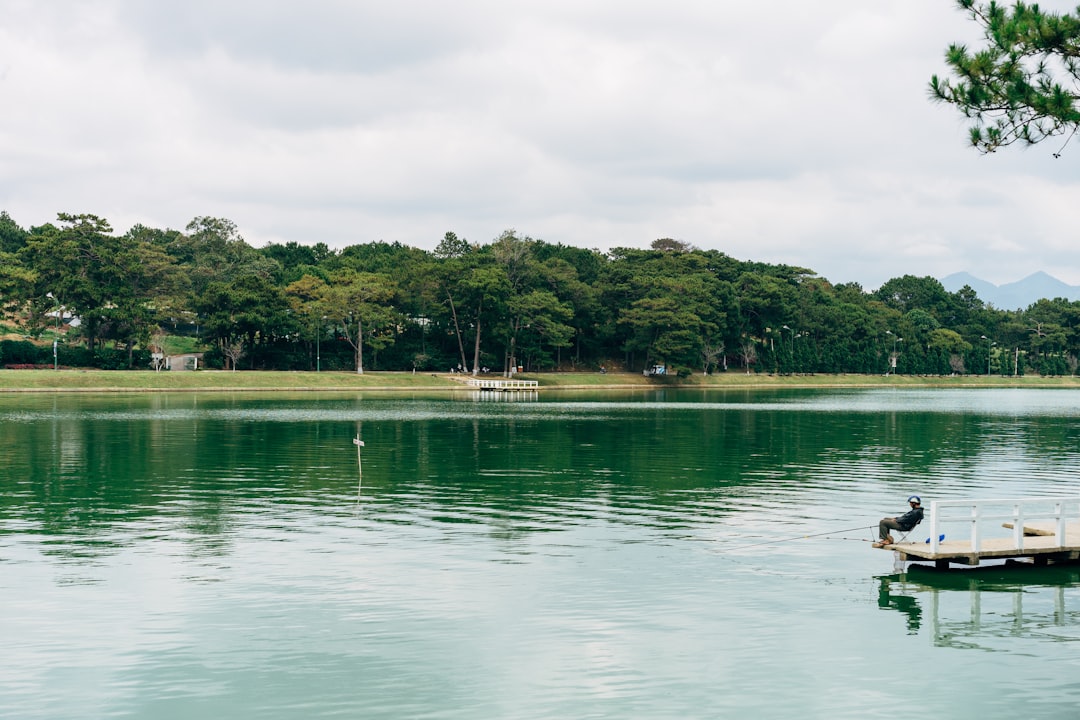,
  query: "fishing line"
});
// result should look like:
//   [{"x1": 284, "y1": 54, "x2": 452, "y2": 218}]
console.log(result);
[
  {"x1": 717, "y1": 524, "x2": 876, "y2": 553},
  {"x1": 706, "y1": 531, "x2": 875, "y2": 581}
]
